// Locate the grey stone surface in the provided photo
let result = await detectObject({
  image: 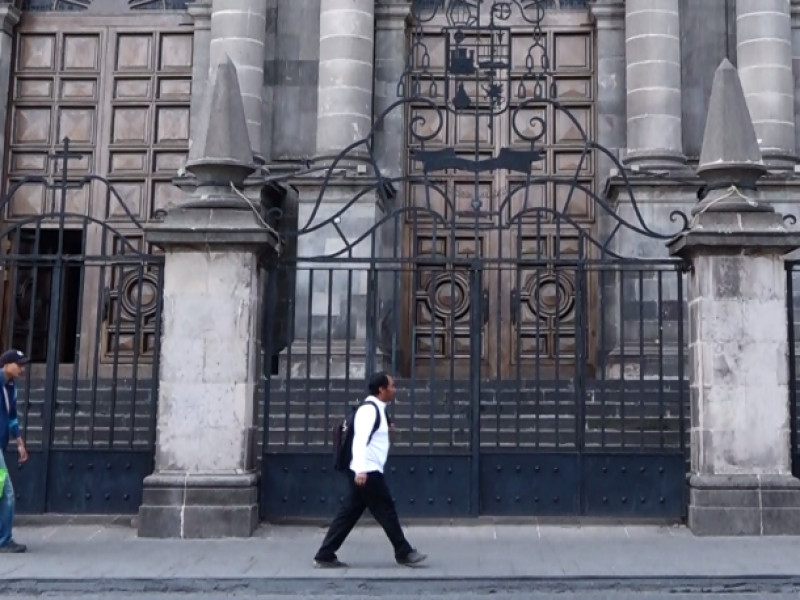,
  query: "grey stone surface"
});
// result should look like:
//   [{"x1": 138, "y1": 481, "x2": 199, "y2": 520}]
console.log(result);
[
  {"x1": 209, "y1": 0, "x2": 267, "y2": 161},
  {"x1": 688, "y1": 474, "x2": 800, "y2": 536},
  {"x1": 737, "y1": 0, "x2": 798, "y2": 167},
  {"x1": 270, "y1": 0, "x2": 321, "y2": 161},
  {"x1": 187, "y1": 2, "x2": 212, "y2": 153},
  {"x1": 374, "y1": 1, "x2": 410, "y2": 182},
  {"x1": 9, "y1": 524, "x2": 800, "y2": 583},
  {"x1": 315, "y1": 0, "x2": 375, "y2": 160},
  {"x1": 591, "y1": 1, "x2": 626, "y2": 182},
  {"x1": 624, "y1": 0, "x2": 686, "y2": 168},
  {"x1": 186, "y1": 54, "x2": 255, "y2": 185},
  {"x1": 680, "y1": 0, "x2": 737, "y2": 161},
  {"x1": 139, "y1": 474, "x2": 259, "y2": 539},
  {"x1": 669, "y1": 203, "x2": 800, "y2": 535}
]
